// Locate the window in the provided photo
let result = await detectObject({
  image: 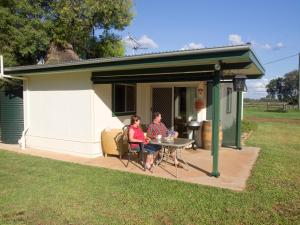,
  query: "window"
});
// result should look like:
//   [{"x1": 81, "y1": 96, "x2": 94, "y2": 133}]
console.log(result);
[
  {"x1": 226, "y1": 88, "x2": 232, "y2": 113},
  {"x1": 112, "y1": 84, "x2": 136, "y2": 116}
]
